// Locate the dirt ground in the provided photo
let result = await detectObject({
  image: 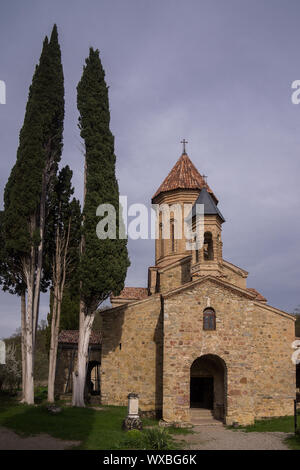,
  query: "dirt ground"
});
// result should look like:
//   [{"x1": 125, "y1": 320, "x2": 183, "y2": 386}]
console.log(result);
[
  {"x1": 0, "y1": 426, "x2": 80, "y2": 450},
  {"x1": 175, "y1": 425, "x2": 291, "y2": 450},
  {"x1": 0, "y1": 424, "x2": 292, "y2": 450}
]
